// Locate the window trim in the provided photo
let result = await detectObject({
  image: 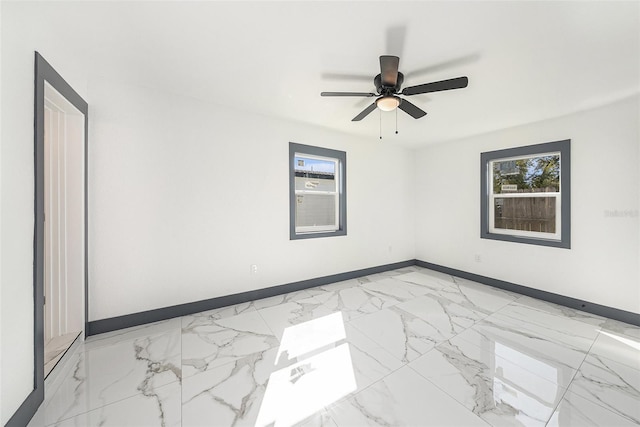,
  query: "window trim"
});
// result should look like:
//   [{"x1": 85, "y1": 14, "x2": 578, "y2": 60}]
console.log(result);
[
  {"x1": 480, "y1": 140, "x2": 571, "y2": 249},
  {"x1": 289, "y1": 142, "x2": 347, "y2": 240}
]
